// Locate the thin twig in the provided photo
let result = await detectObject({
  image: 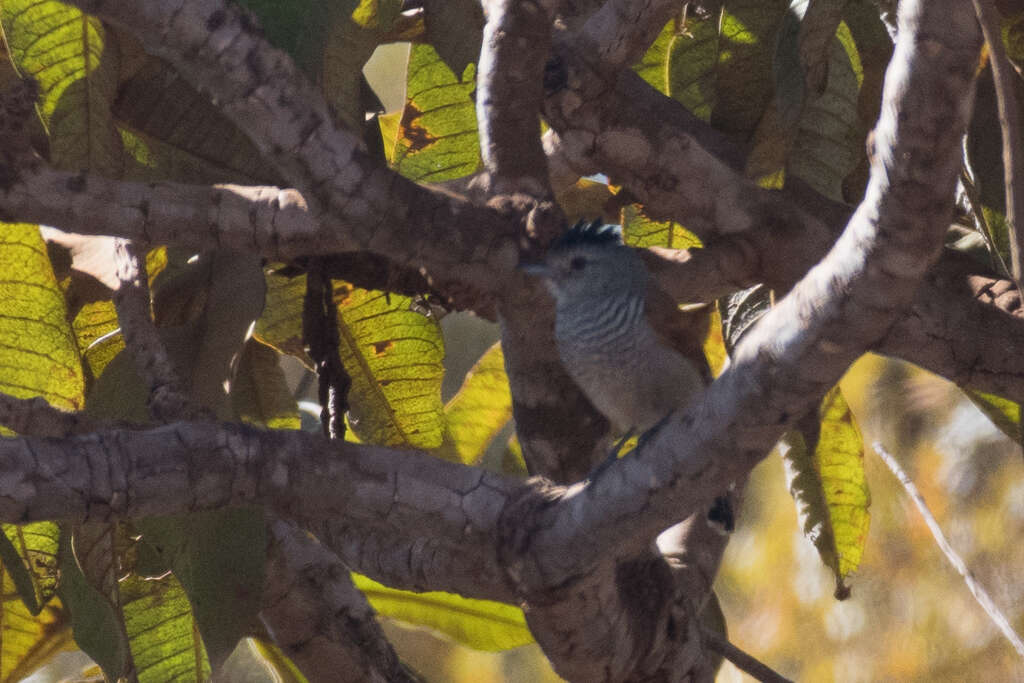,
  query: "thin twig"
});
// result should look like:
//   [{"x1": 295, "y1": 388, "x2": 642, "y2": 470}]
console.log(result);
[
  {"x1": 702, "y1": 628, "x2": 793, "y2": 683},
  {"x1": 873, "y1": 441, "x2": 1024, "y2": 659},
  {"x1": 972, "y1": 0, "x2": 1024, "y2": 283},
  {"x1": 302, "y1": 262, "x2": 350, "y2": 440}
]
